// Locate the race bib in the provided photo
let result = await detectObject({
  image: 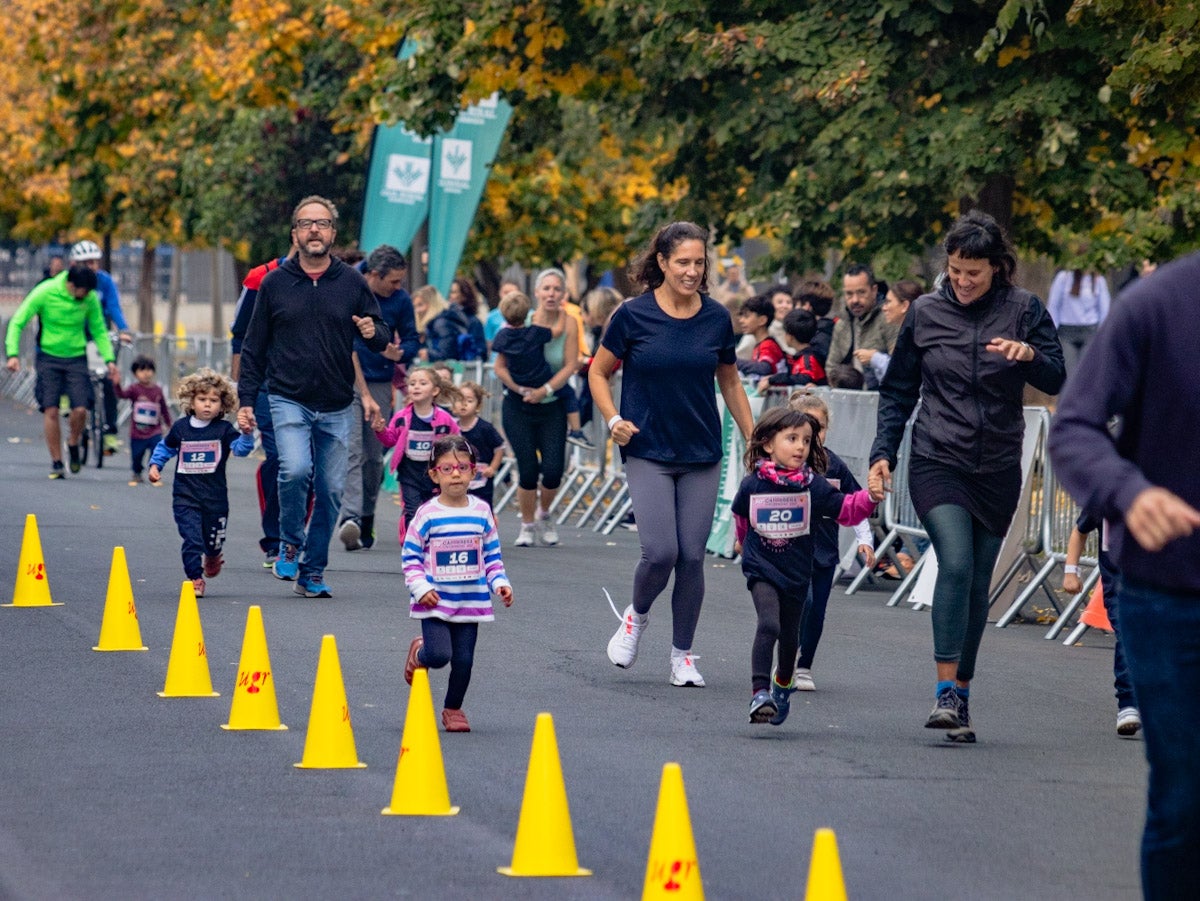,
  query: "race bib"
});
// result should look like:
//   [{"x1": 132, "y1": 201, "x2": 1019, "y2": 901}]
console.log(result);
[
  {"x1": 750, "y1": 492, "x2": 810, "y2": 539},
  {"x1": 406, "y1": 431, "x2": 433, "y2": 462},
  {"x1": 430, "y1": 536, "x2": 484, "y2": 582},
  {"x1": 132, "y1": 400, "x2": 160, "y2": 427},
  {"x1": 178, "y1": 439, "x2": 221, "y2": 475},
  {"x1": 469, "y1": 464, "x2": 487, "y2": 490}
]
